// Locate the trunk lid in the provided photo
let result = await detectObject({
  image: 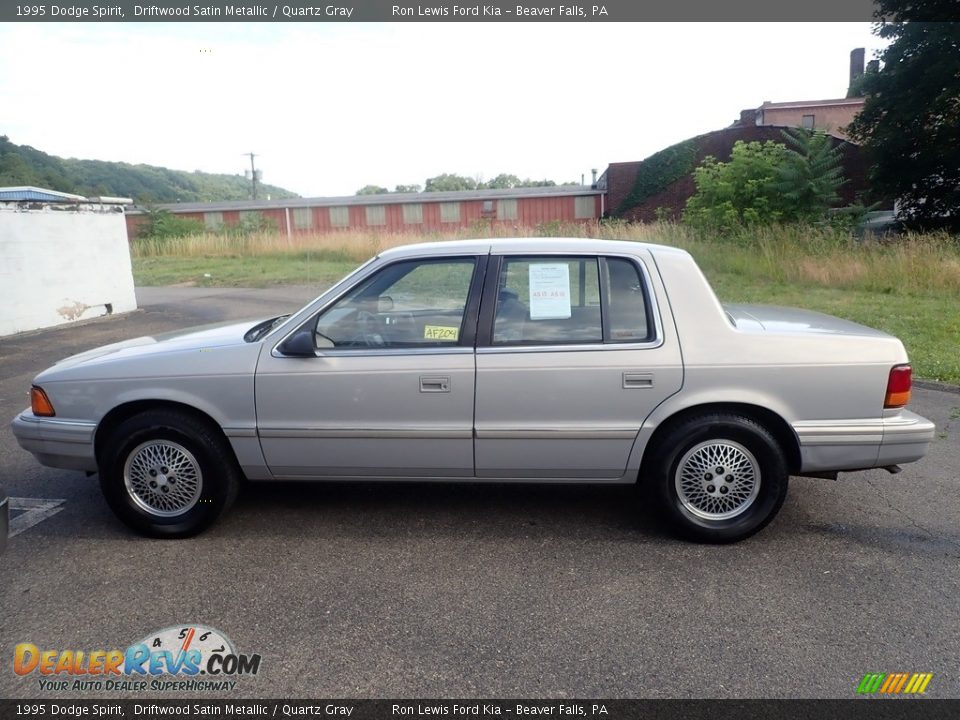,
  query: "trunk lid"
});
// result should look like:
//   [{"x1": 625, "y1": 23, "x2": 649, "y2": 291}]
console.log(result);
[{"x1": 723, "y1": 303, "x2": 893, "y2": 339}]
